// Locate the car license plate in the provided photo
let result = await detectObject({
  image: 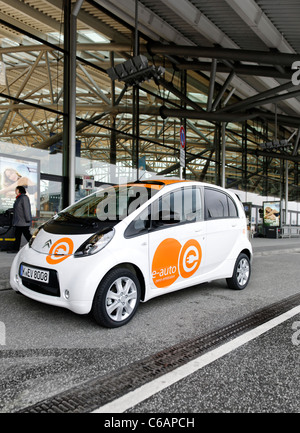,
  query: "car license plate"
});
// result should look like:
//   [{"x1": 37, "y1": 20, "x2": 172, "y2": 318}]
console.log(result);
[{"x1": 20, "y1": 264, "x2": 50, "y2": 284}]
